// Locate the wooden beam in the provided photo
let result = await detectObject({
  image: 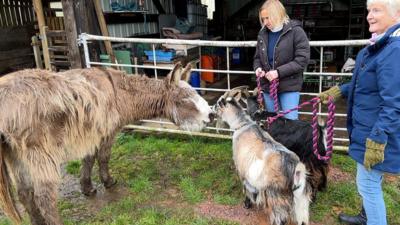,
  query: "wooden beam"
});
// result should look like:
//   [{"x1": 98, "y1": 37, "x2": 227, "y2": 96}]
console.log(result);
[
  {"x1": 33, "y1": 0, "x2": 51, "y2": 70},
  {"x1": 31, "y1": 36, "x2": 43, "y2": 69},
  {"x1": 93, "y1": 0, "x2": 115, "y2": 63},
  {"x1": 61, "y1": 0, "x2": 82, "y2": 69}
]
